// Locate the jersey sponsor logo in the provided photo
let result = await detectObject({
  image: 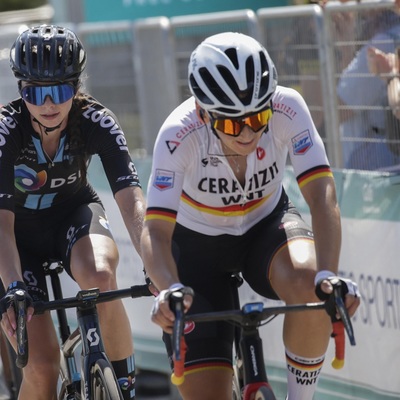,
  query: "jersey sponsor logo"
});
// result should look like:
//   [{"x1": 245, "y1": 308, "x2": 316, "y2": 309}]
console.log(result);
[
  {"x1": 15, "y1": 164, "x2": 47, "y2": 192},
  {"x1": 0, "y1": 115, "x2": 16, "y2": 157},
  {"x1": 153, "y1": 169, "x2": 174, "y2": 190},
  {"x1": 273, "y1": 101, "x2": 297, "y2": 119},
  {"x1": 256, "y1": 147, "x2": 266, "y2": 160},
  {"x1": 166, "y1": 140, "x2": 180, "y2": 154},
  {"x1": 50, "y1": 172, "x2": 80, "y2": 188},
  {"x1": 292, "y1": 130, "x2": 313, "y2": 155},
  {"x1": 82, "y1": 106, "x2": 129, "y2": 152},
  {"x1": 184, "y1": 320, "x2": 195, "y2": 334},
  {"x1": 175, "y1": 121, "x2": 202, "y2": 140},
  {"x1": 202, "y1": 157, "x2": 222, "y2": 167},
  {"x1": 198, "y1": 162, "x2": 279, "y2": 205}
]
